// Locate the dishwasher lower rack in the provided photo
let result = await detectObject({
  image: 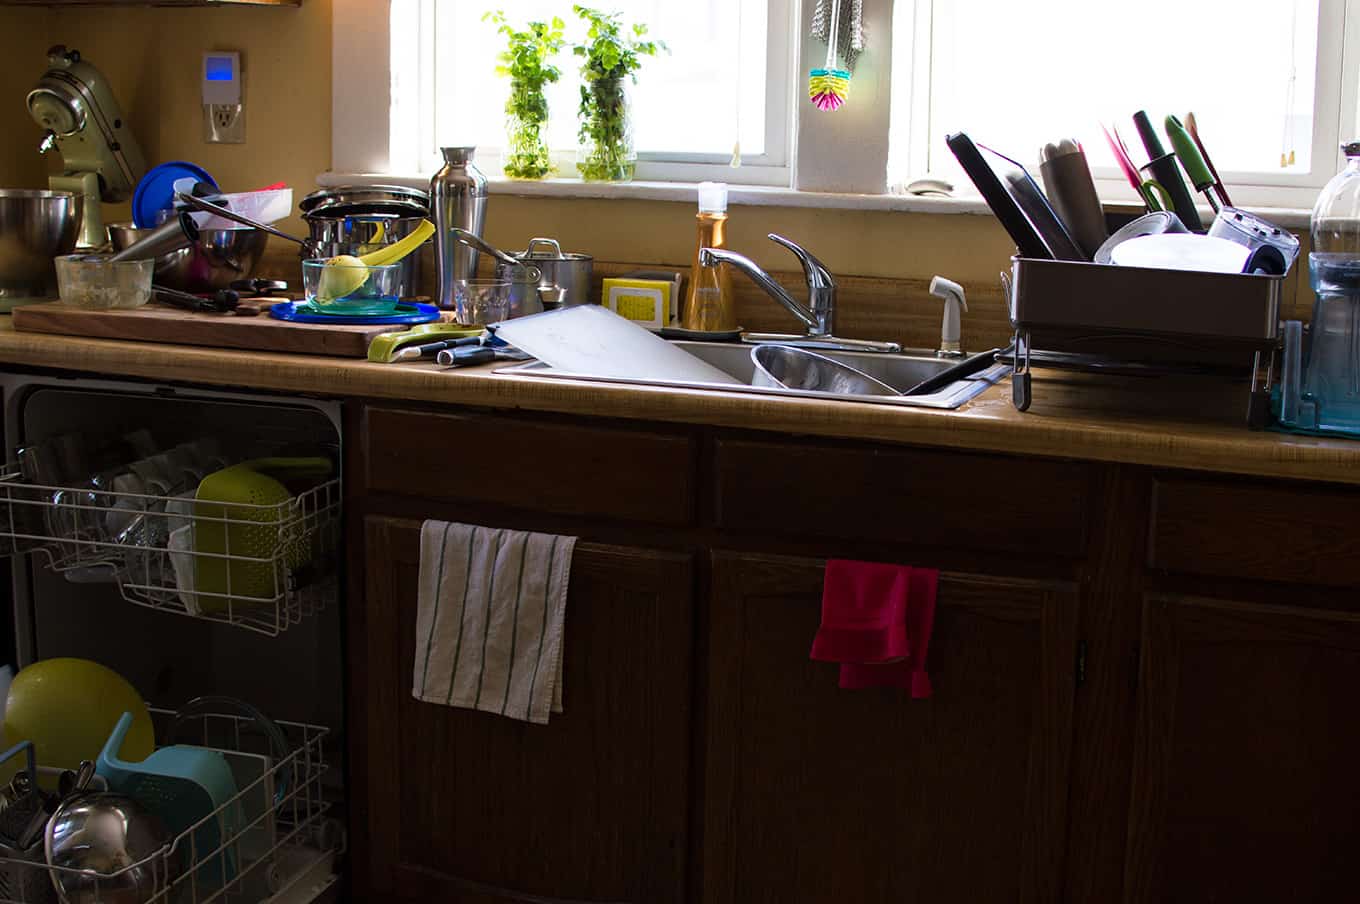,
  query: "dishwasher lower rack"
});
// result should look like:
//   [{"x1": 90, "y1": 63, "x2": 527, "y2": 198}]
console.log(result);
[
  {"x1": 0, "y1": 709, "x2": 338, "y2": 904},
  {"x1": 0, "y1": 466, "x2": 341, "y2": 637}
]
